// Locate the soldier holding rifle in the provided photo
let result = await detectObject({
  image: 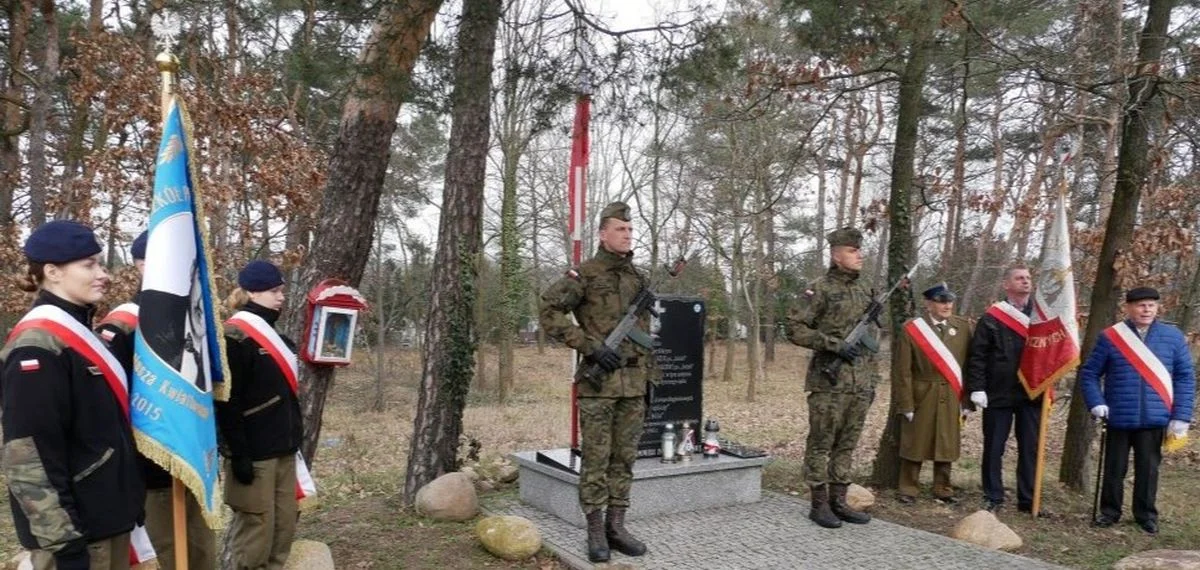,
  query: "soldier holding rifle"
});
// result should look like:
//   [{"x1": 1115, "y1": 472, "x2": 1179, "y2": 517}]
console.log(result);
[
  {"x1": 539, "y1": 202, "x2": 660, "y2": 563},
  {"x1": 786, "y1": 227, "x2": 893, "y2": 529}
]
